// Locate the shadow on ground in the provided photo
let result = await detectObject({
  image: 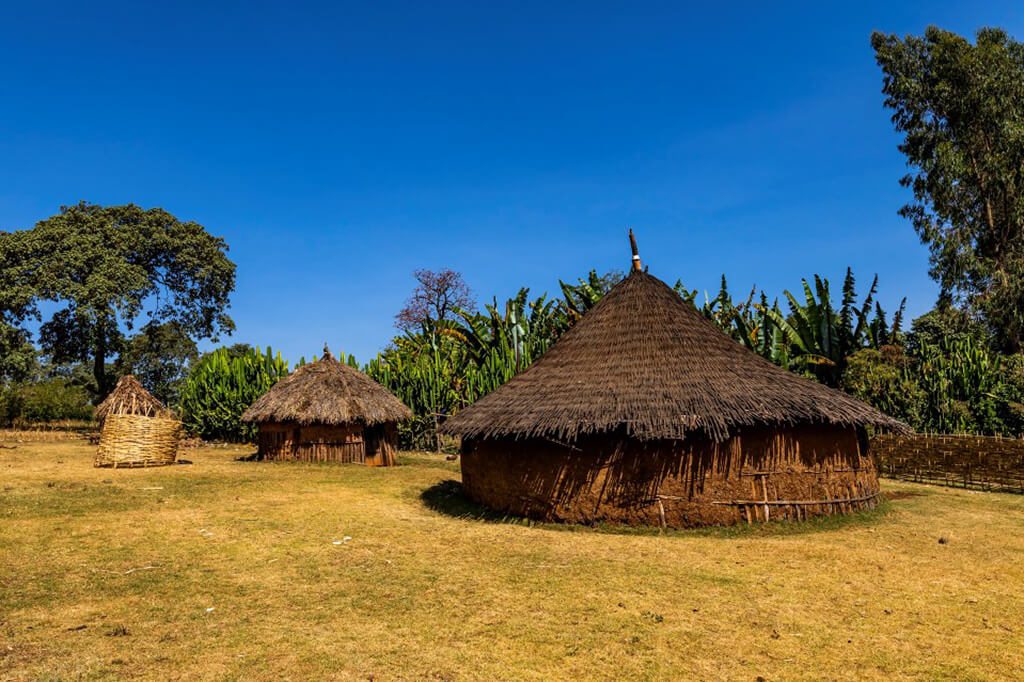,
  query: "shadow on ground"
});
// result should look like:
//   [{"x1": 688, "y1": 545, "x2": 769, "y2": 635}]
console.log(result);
[{"x1": 420, "y1": 479, "x2": 519, "y2": 523}]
